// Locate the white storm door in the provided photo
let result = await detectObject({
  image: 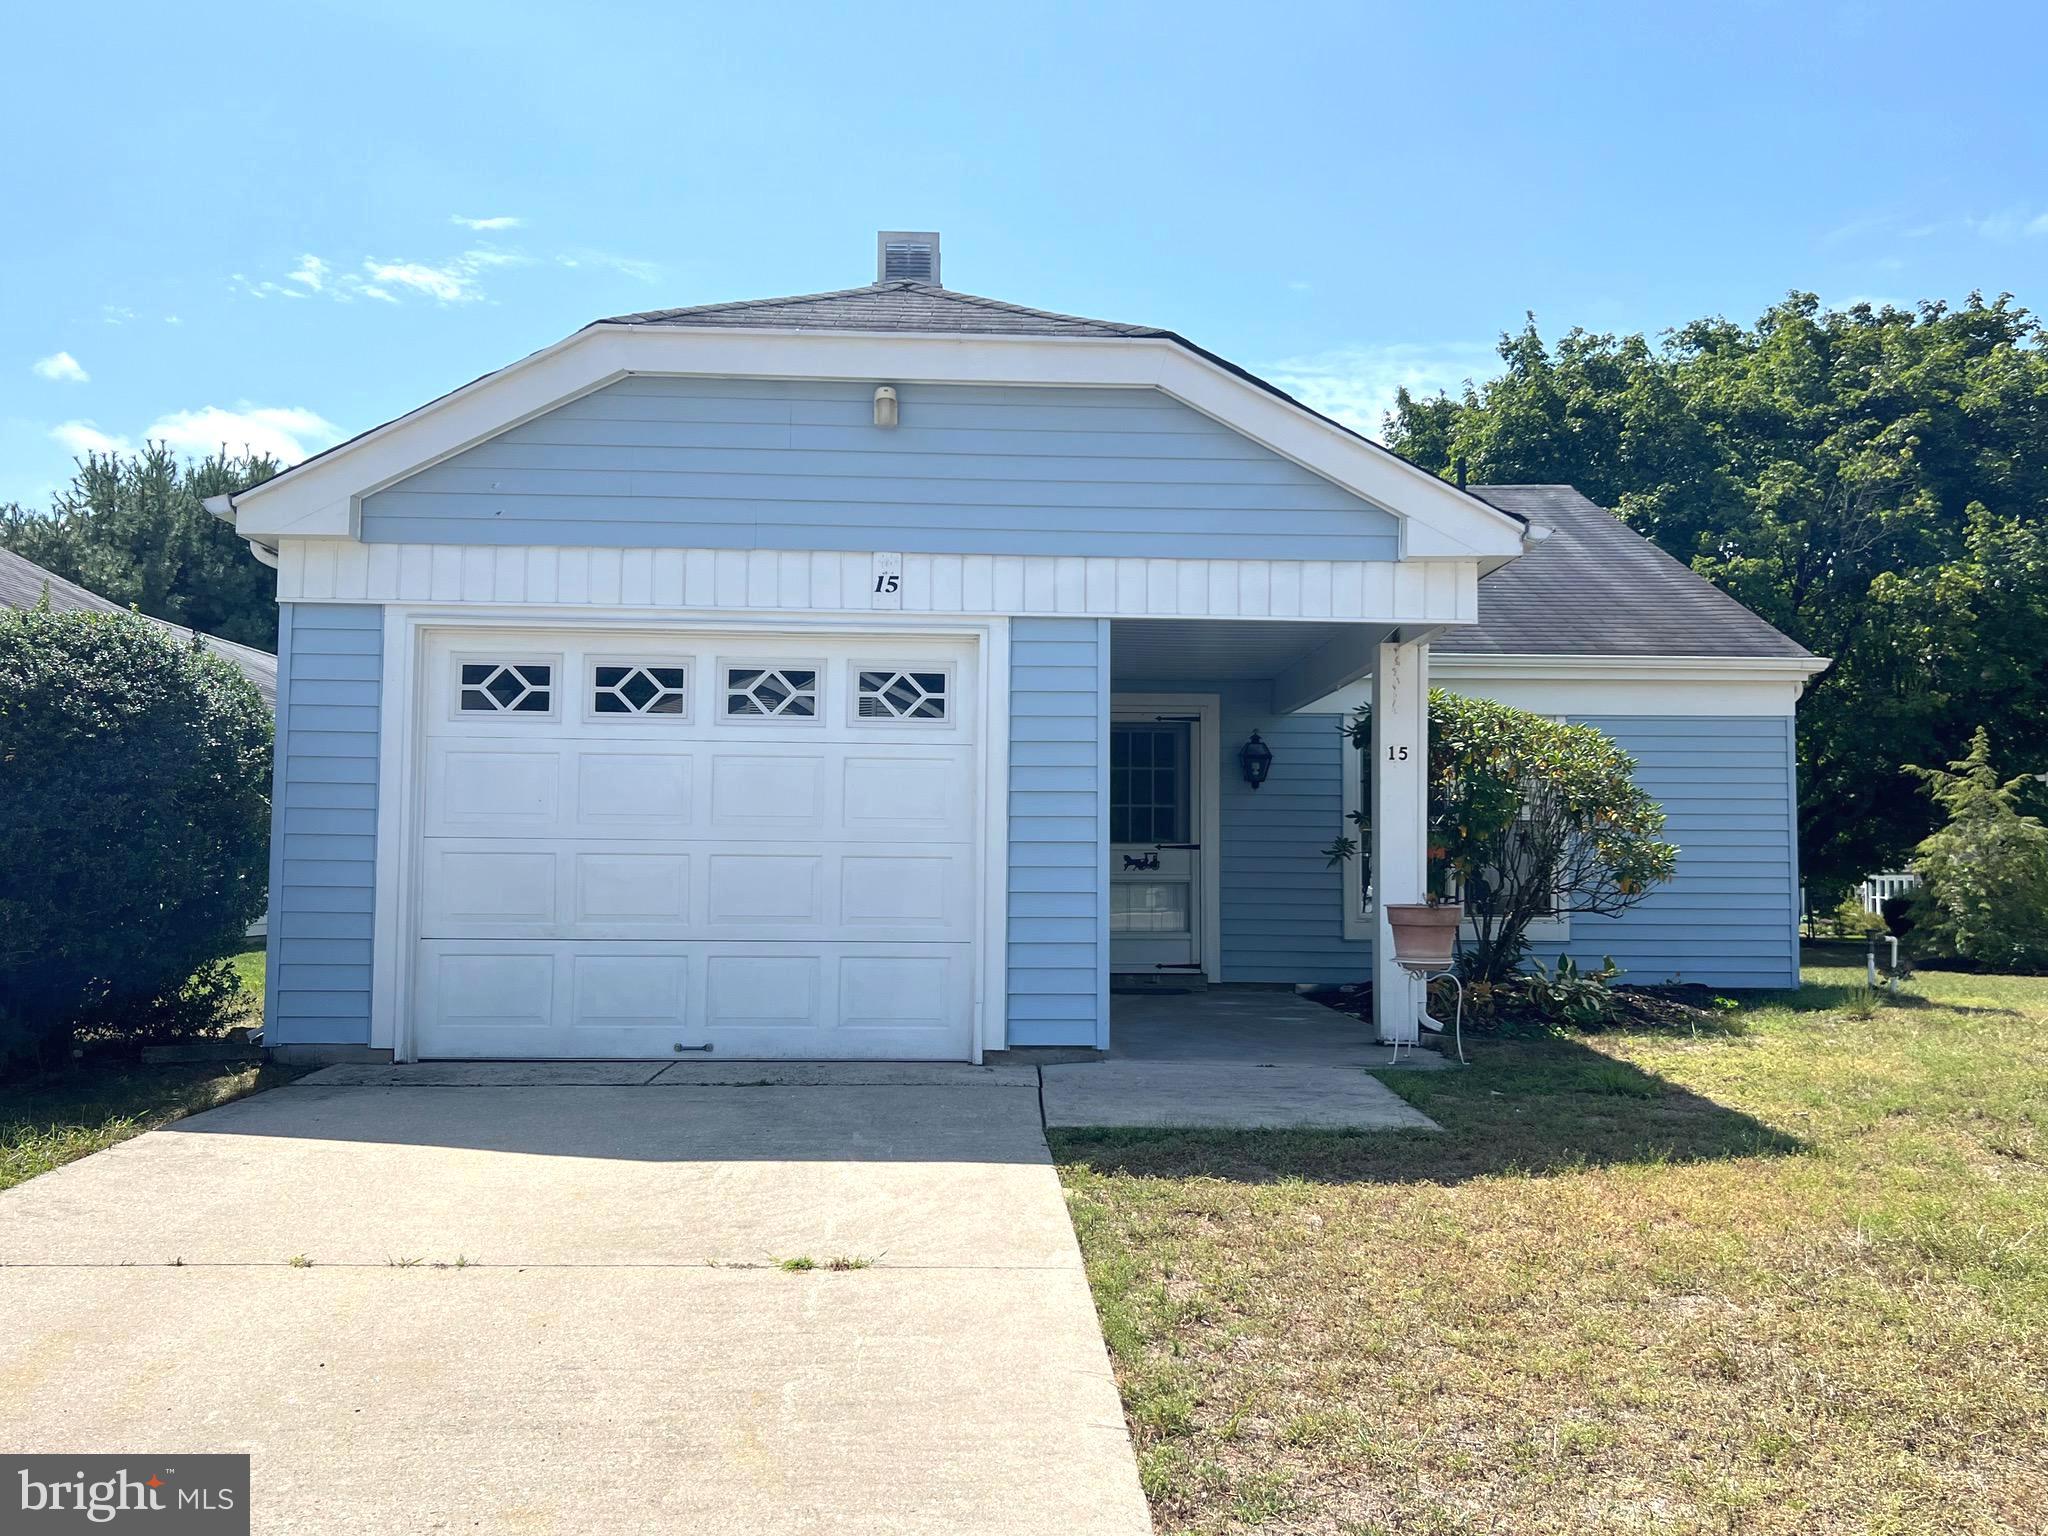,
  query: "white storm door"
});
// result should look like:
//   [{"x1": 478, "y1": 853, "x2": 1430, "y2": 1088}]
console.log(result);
[{"x1": 1109, "y1": 716, "x2": 1202, "y2": 972}]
